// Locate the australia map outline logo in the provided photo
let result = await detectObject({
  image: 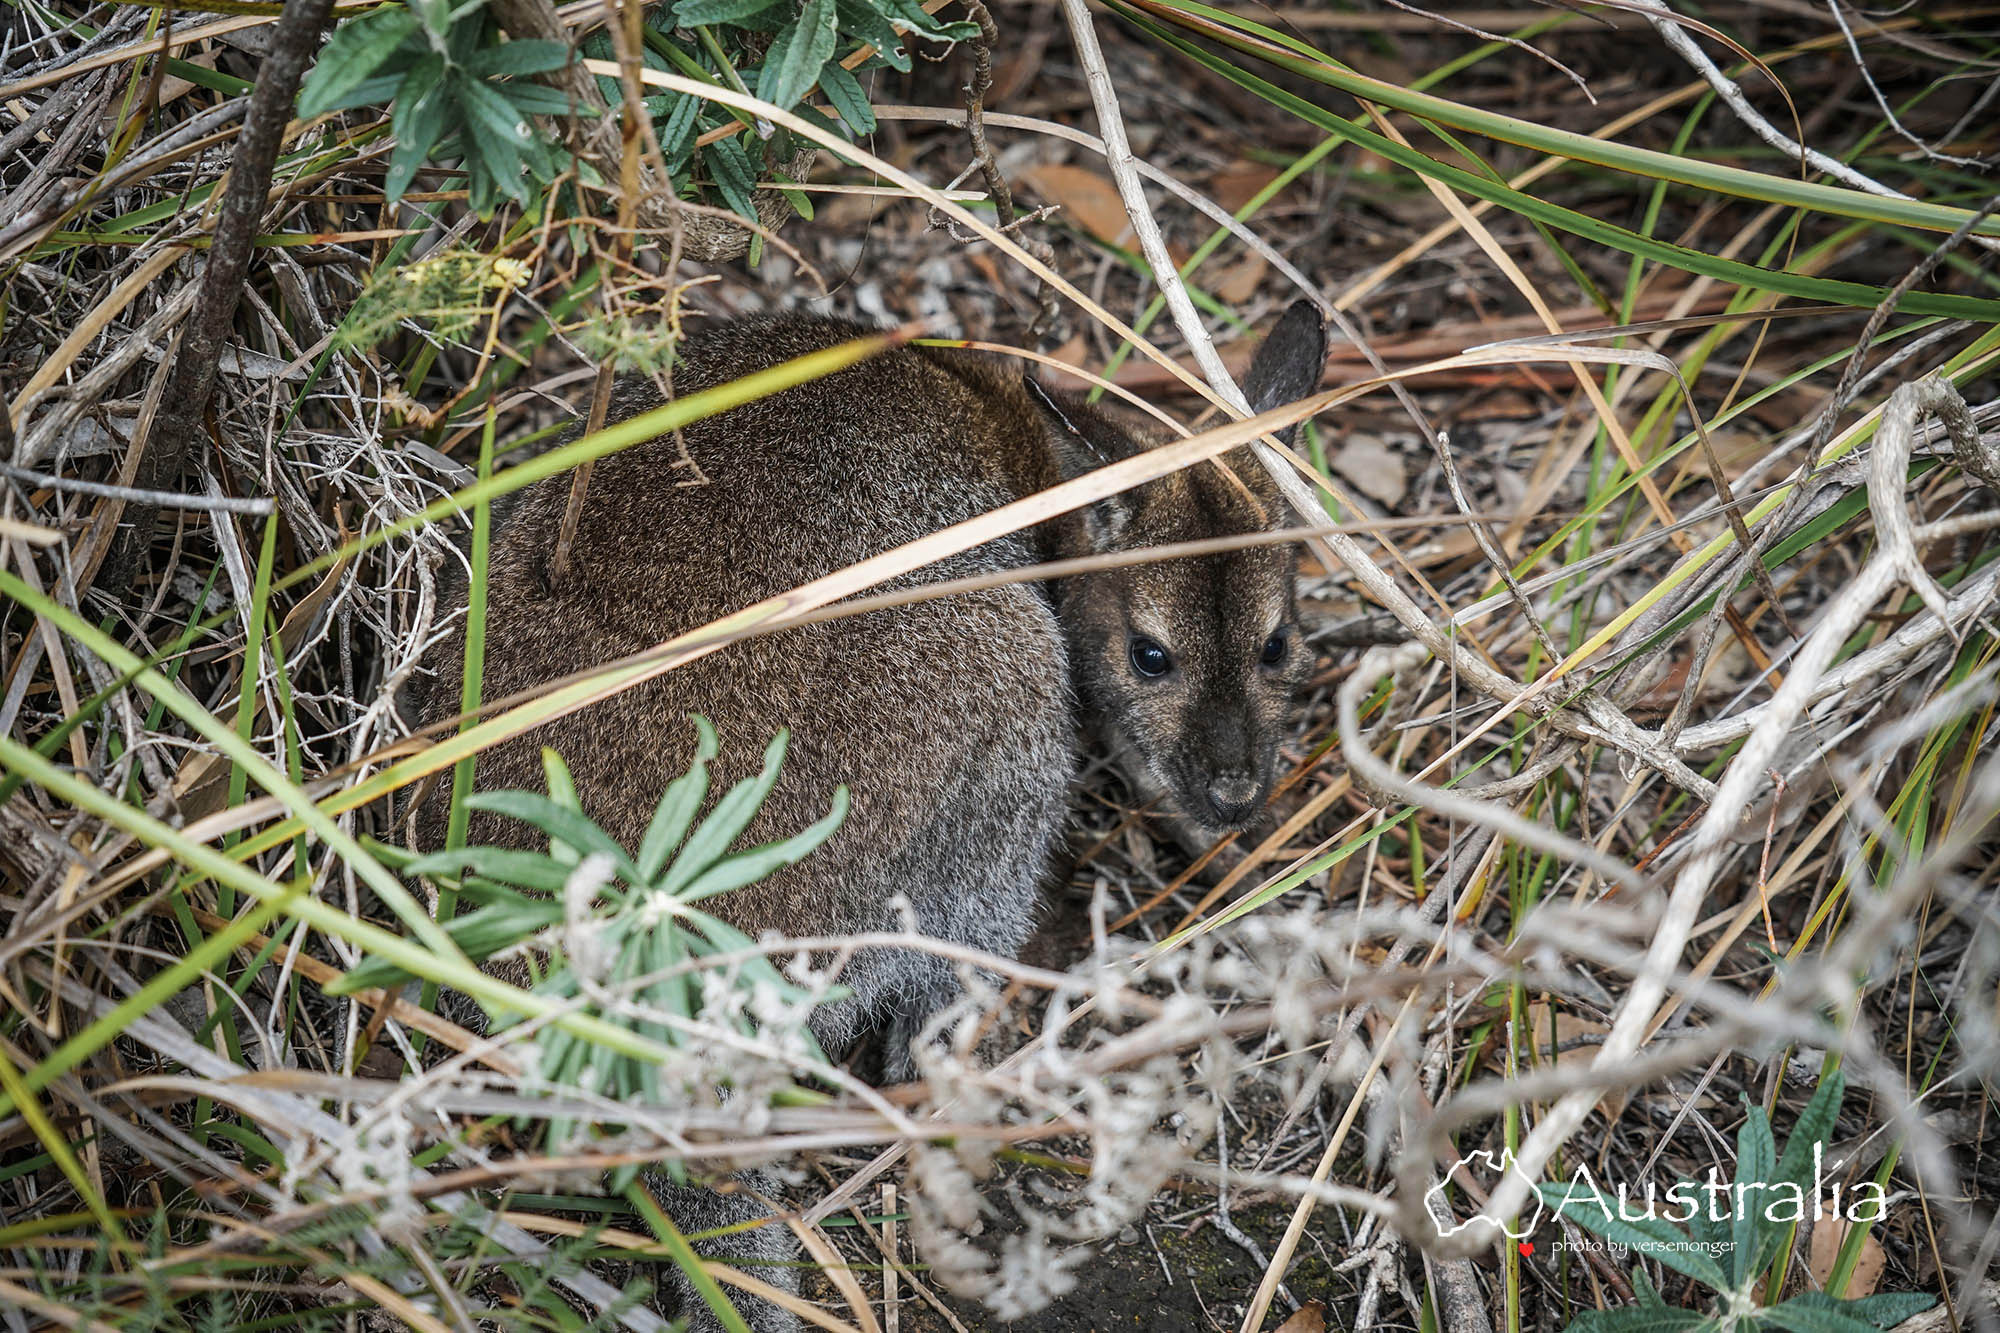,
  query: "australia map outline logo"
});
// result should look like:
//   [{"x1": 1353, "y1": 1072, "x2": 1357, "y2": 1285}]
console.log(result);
[{"x1": 1426, "y1": 1146, "x2": 1545, "y2": 1251}]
